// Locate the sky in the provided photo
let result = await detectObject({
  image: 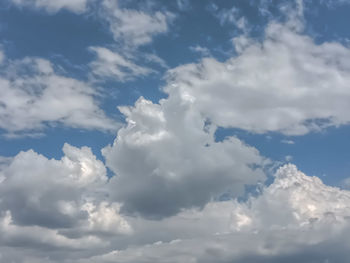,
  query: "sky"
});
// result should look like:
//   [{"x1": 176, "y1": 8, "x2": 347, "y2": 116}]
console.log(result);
[{"x1": 0, "y1": 0, "x2": 350, "y2": 262}]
